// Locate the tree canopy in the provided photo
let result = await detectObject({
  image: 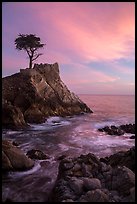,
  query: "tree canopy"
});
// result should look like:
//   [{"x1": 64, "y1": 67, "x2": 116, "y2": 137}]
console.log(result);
[{"x1": 15, "y1": 34, "x2": 45, "y2": 69}]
